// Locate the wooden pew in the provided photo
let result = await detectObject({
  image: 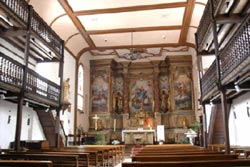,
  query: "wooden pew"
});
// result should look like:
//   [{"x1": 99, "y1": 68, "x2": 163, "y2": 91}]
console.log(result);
[
  {"x1": 79, "y1": 145, "x2": 125, "y2": 165},
  {"x1": 30, "y1": 151, "x2": 90, "y2": 167},
  {"x1": 131, "y1": 154, "x2": 238, "y2": 162},
  {"x1": 122, "y1": 159, "x2": 250, "y2": 167},
  {"x1": 231, "y1": 146, "x2": 250, "y2": 158},
  {"x1": 0, "y1": 154, "x2": 79, "y2": 167},
  {"x1": 66, "y1": 145, "x2": 125, "y2": 166},
  {"x1": 135, "y1": 150, "x2": 225, "y2": 156},
  {"x1": 0, "y1": 160, "x2": 53, "y2": 167},
  {"x1": 48, "y1": 148, "x2": 98, "y2": 167},
  {"x1": 65, "y1": 147, "x2": 102, "y2": 166}
]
